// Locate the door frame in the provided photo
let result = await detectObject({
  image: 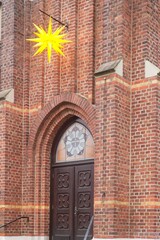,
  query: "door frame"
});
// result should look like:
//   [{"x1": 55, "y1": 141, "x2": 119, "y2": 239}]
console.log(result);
[
  {"x1": 50, "y1": 159, "x2": 94, "y2": 240},
  {"x1": 49, "y1": 117, "x2": 94, "y2": 240}
]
